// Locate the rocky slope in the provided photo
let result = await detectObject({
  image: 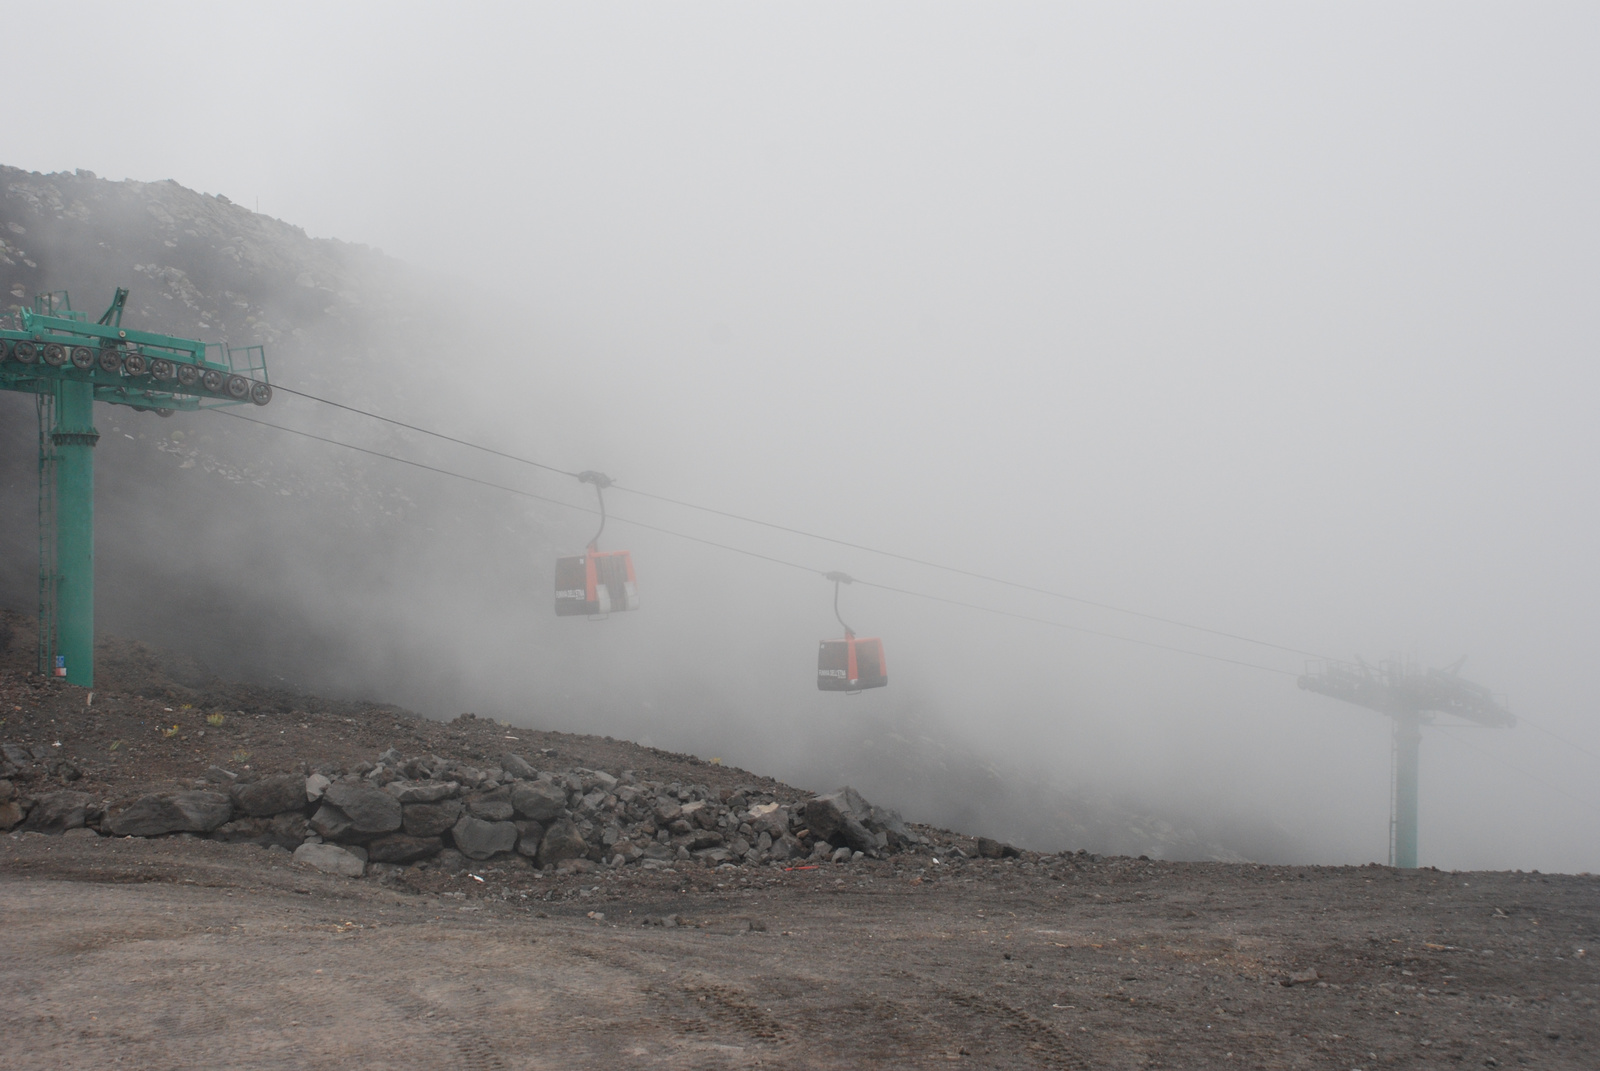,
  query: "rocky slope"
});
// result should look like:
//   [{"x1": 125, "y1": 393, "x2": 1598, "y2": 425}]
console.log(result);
[{"x1": 0, "y1": 168, "x2": 1291, "y2": 865}]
